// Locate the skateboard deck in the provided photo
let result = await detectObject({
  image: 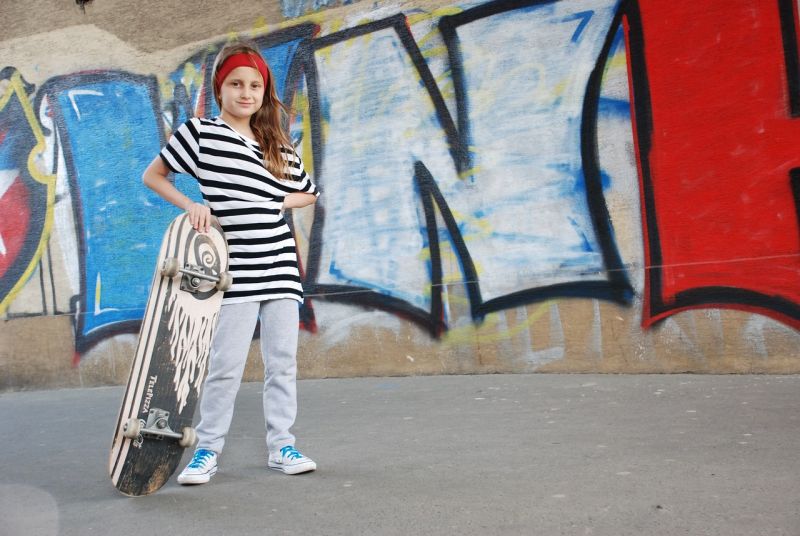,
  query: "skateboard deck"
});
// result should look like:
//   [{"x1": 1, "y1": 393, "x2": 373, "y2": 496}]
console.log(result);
[{"x1": 109, "y1": 213, "x2": 230, "y2": 496}]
